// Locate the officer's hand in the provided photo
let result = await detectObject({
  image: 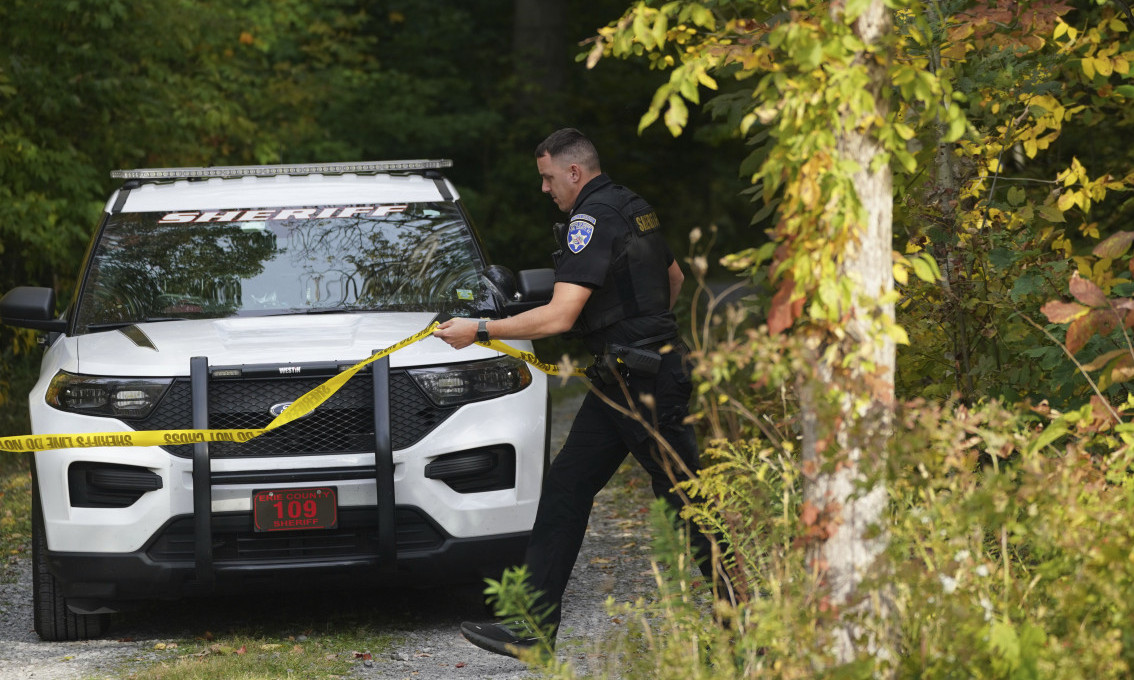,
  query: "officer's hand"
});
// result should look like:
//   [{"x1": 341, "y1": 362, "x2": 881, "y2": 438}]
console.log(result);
[{"x1": 433, "y1": 318, "x2": 478, "y2": 349}]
